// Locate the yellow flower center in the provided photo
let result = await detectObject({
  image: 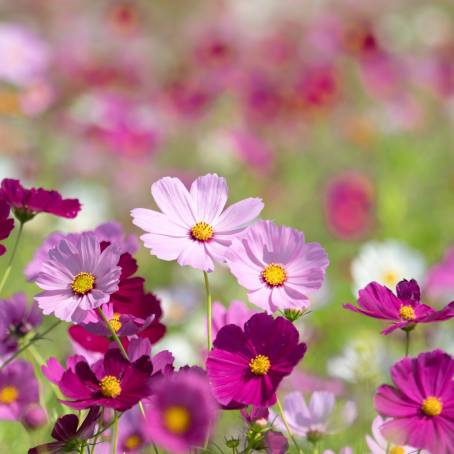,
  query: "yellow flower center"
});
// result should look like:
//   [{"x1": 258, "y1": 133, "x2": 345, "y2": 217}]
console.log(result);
[
  {"x1": 99, "y1": 375, "x2": 122, "y2": 398},
  {"x1": 109, "y1": 313, "x2": 122, "y2": 333},
  {"x1": 249, "y1": 354, "x2": 271, "y2": 376},
  {"x1": 71, "y1": 272, "x2": 96, "y2": 295},
  {"x1": 163, "y1": 405, "x2": 191, "y2": 434},
  {"x1": 0, "y1": 386, "x2": 18, "y2": 404},
  {"x1": 124, "y1": 434, "x2": 142, "y2": 450},
  {"x1": 190, "y1": 221, "x2": 214, "y2": 242},
  {"x1": 421, "y1": 396, "x2": 442, "y2": 416},
  {"x1": 262, "y1": 263, "x2": 287, "y2": 287},
  {"x1": 399, "y1": 305, "x2": 416, "y2": 321},
  {"x1": 389, "y1": 447, "x2": 405, "y2": 454},
  {"x1": 382, "y1": 270, "x2": 399, "y2": 288}
]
